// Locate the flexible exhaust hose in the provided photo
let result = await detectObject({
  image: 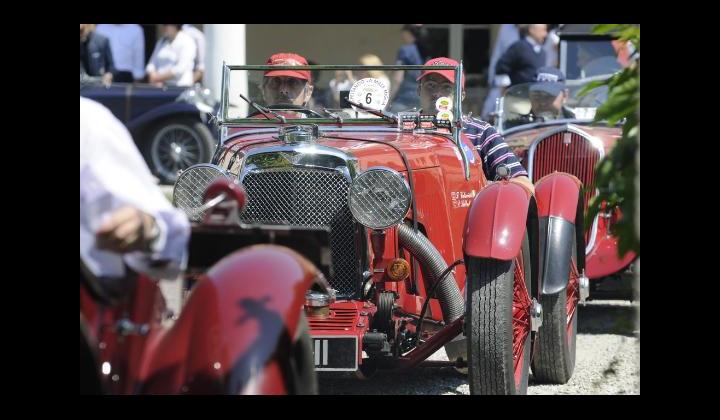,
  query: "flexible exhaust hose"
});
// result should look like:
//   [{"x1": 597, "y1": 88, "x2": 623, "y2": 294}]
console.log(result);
[{"x1": 397, "y1": 223, "x2": 465, "y2": 323}]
